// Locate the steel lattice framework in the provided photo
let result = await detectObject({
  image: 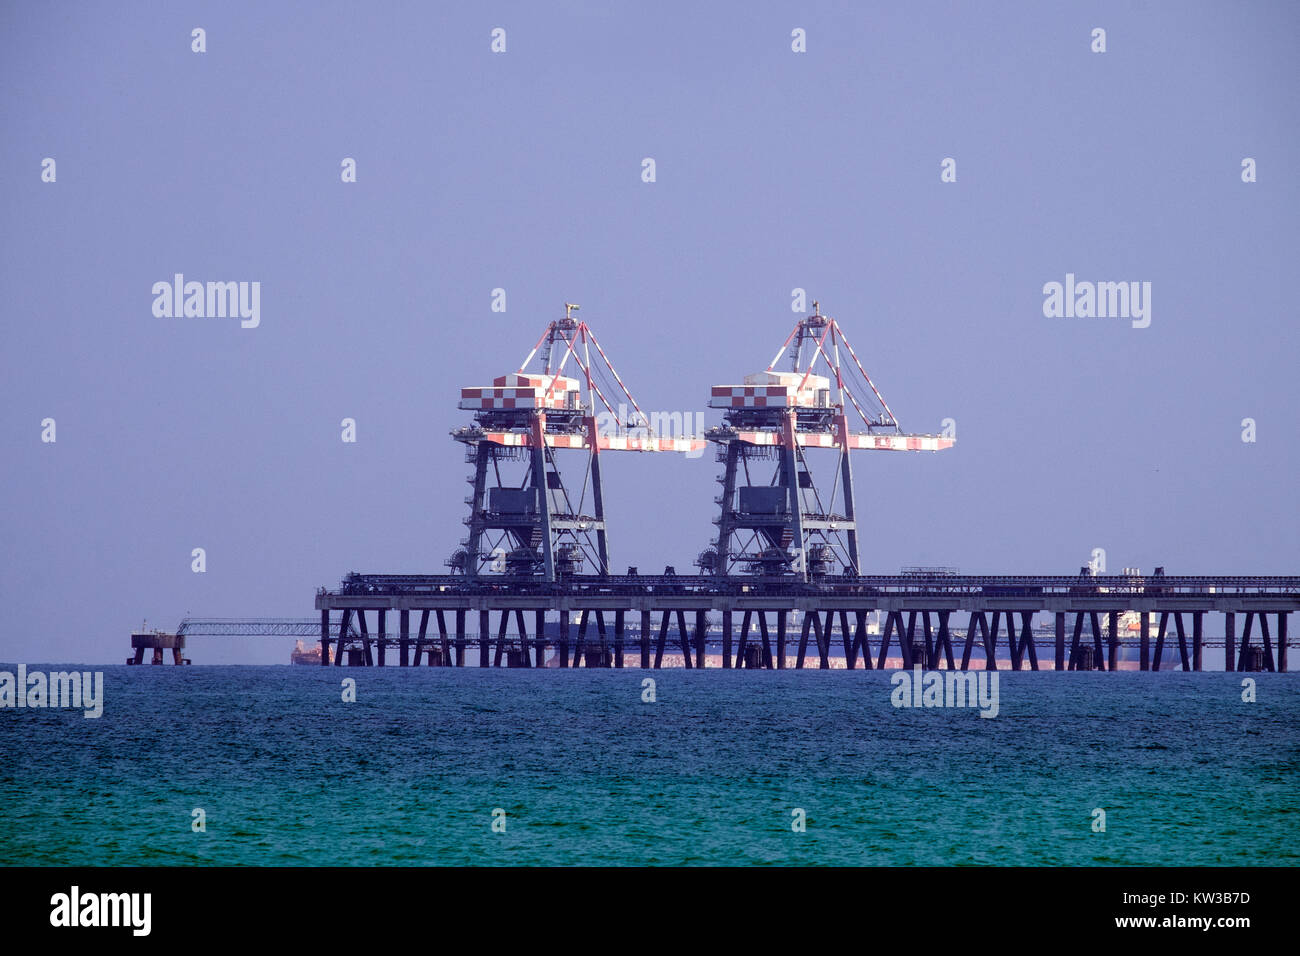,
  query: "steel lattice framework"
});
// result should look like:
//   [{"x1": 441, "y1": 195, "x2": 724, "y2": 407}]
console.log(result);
[
  {"x1": 450, "y1": 304, "x2": 703, "y2": 582},
  {"x1": 700, "y1": 302, "x2": 953, "y2": 580}
]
